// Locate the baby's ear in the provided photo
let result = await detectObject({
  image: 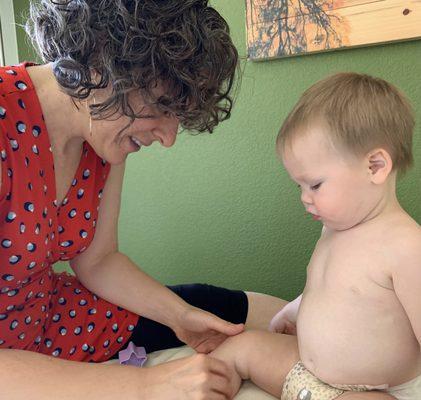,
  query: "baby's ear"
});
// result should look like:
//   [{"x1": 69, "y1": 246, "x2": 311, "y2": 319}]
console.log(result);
[{"x1": 367, "y1": 148, "x2": 393, "y2": 184}]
